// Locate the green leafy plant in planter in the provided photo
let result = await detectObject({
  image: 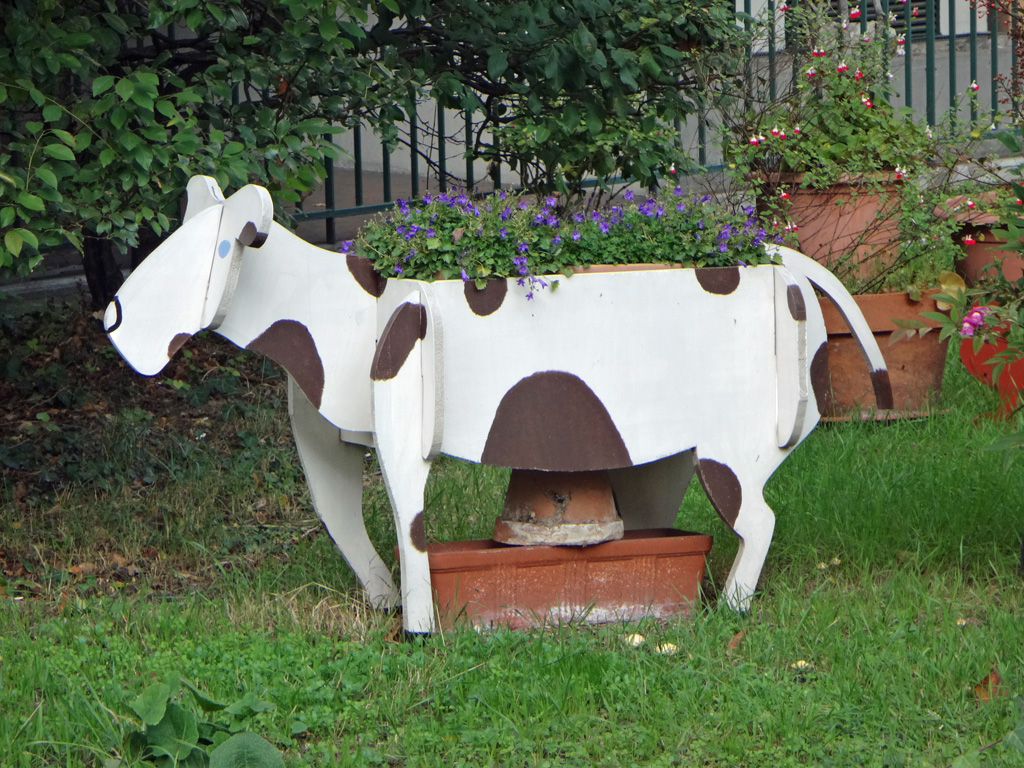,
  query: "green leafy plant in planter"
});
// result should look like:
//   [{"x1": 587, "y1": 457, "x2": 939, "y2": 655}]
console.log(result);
[{"x1": 350, "y1": 187, "x2": 782, "y2": 294}]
